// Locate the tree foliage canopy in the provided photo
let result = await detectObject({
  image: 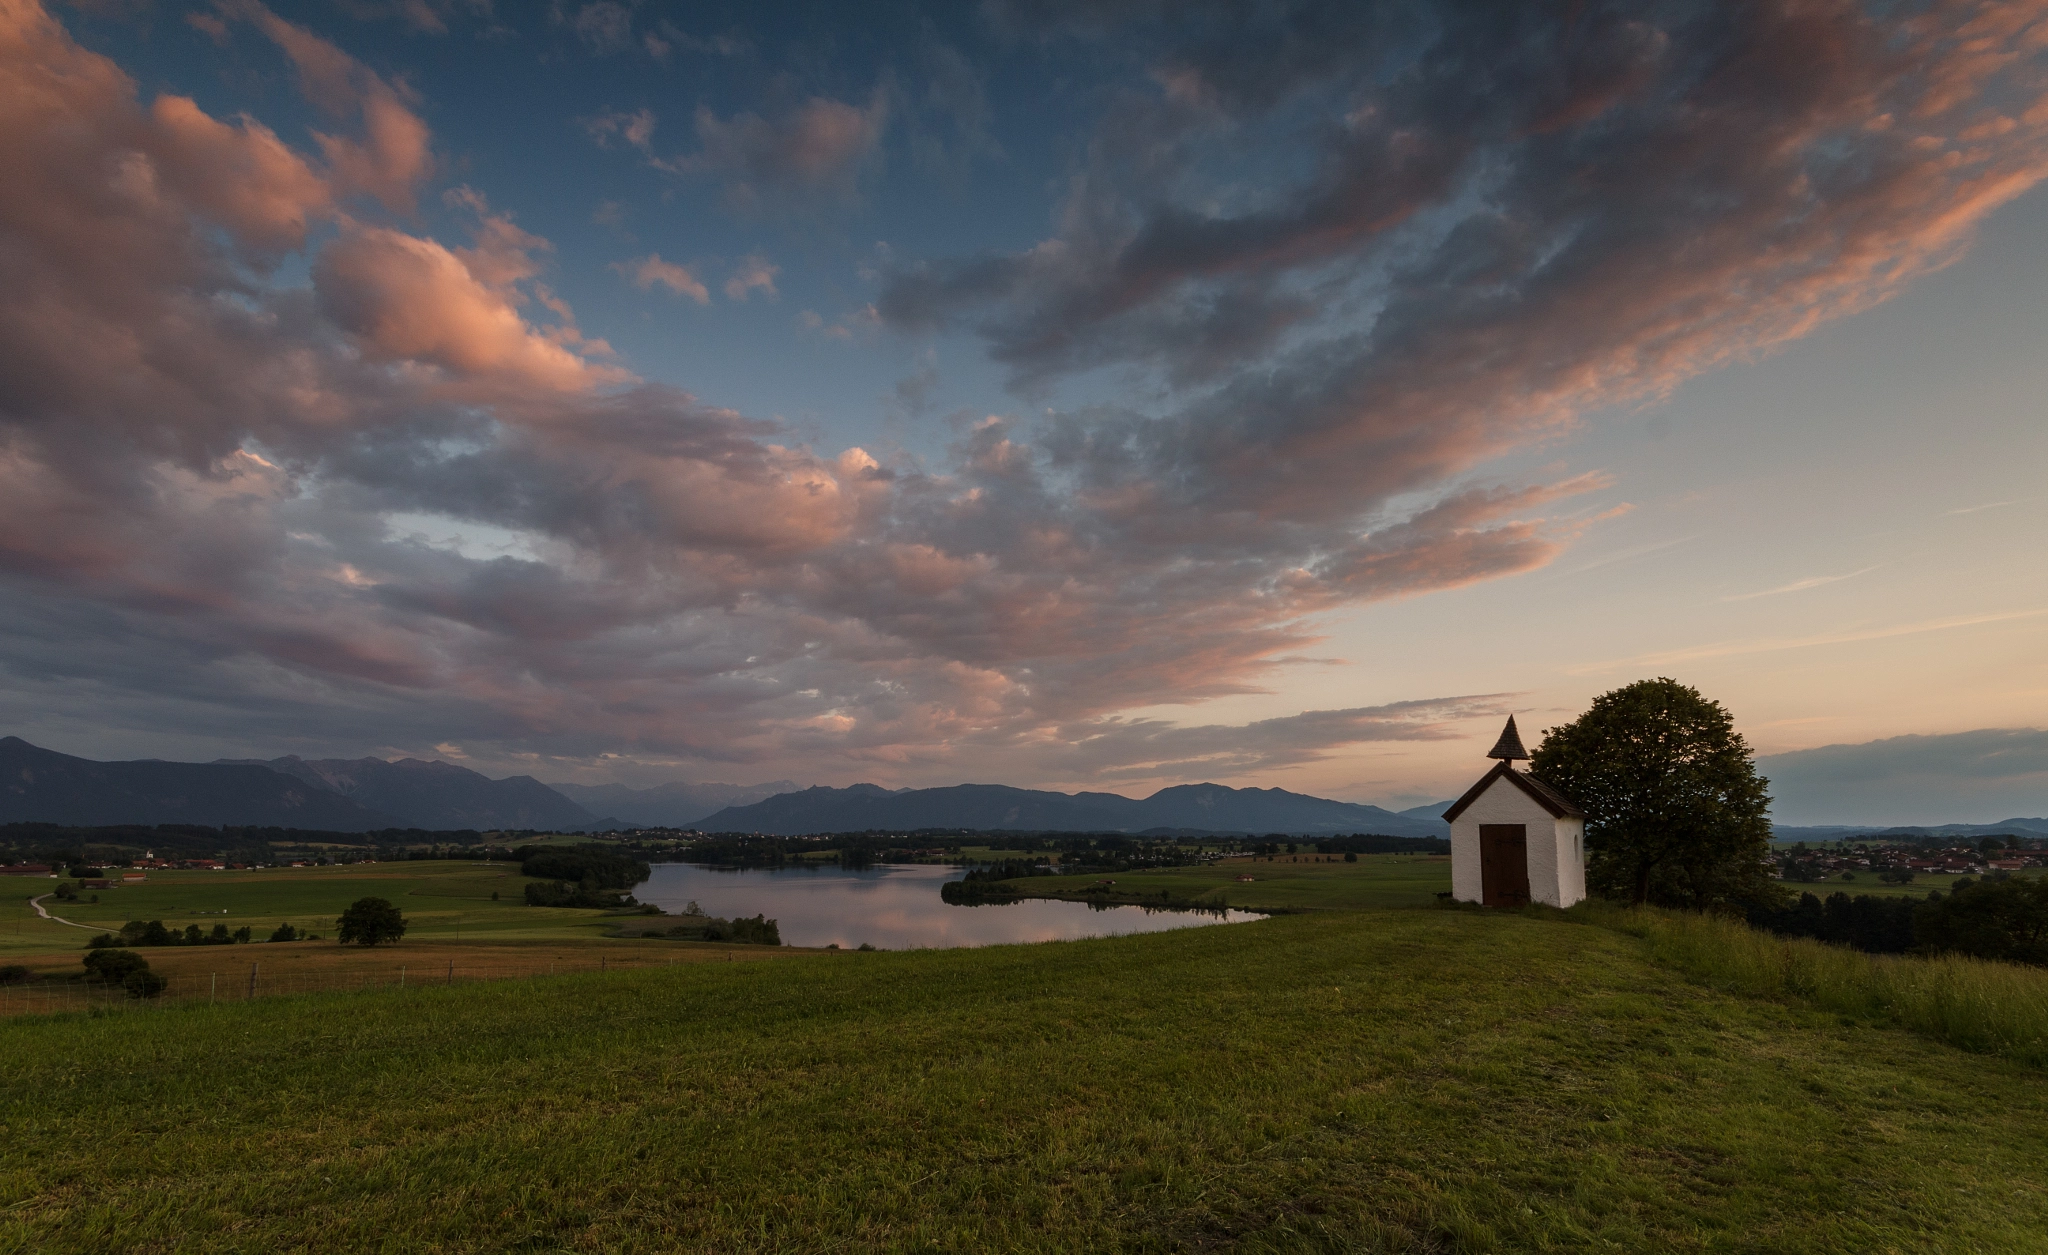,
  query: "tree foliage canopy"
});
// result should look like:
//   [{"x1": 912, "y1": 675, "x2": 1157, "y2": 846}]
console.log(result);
[
  {"x1": 1914, "y1": 877, "x2": 2048, "y2": 966},
  {"x1": 1530, "y1": 677, "x2": 1776, "y2": 907},
  {"x1": 337, "y1": 896, "x2": 407, "y2": 947}
]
